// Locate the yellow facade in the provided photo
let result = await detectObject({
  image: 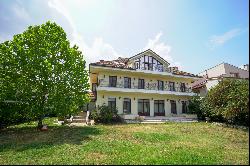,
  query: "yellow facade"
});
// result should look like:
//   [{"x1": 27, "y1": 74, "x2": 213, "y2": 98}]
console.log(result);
[{"x1": 89, "y1": 49, "x2": 200, "y2": 119}]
